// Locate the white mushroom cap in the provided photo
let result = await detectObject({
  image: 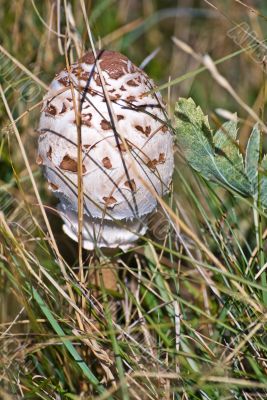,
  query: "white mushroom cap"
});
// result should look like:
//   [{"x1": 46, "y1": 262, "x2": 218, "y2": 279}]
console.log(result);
[
  {"x1": 58, "y1": 204, "x2": 147, "y2": 252},
  {"x1": 37, "y1": 50, "x2": 174, "y2": 249}
]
